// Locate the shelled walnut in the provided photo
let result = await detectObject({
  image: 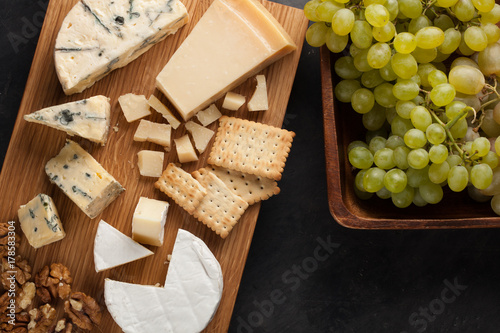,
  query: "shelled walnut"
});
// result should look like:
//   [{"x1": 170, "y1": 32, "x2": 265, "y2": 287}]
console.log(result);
[
  {"x1": 52, "y1": 318, "x2": 73, "y2": 333},
  {"x1": 28, "y1": 304, "x2": 57, "y2": 333},
  {"x1": 0, "y1": 222, "x2": 20, "y2": 259},
  {"x1": 34, "y1": 263, "x2": 72, "y2": 303},
  {"x1": 0, "y1": 311, "x2": 30, "y2": 332},
  {"x1": 1, "y1": 256, "x2": 32, "y2": 291},
  {"x1": 64, "y1": 292, "x2": 101, "y2": 330}
]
